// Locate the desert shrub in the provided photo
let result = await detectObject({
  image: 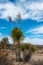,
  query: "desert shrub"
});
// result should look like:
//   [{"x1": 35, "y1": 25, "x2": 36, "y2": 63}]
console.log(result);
[
  {"x1": 23, "y1": 49, "x2": 33, "y2": 63},
  {"x1": 19, "y1": 44, "x2": 24, "y2": 51},
  {"x1": 19, "y1": 43, "x2": 30, "y2": 51},
  {"x1": 0, "y1": 49, "x2": 14, "y2": 65},
  {"x1": 0, "y1": 56, "x2": 9, "y2": 65},
  {"x1": 24, "y1": 43, "x2": 30, "y2": 50},
  {"x1": 30, "y1": 45, "x2": 37, "y2": 53},
  {"x1": 19, "y1": 43, "x2": 37, "y2": 52}
]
